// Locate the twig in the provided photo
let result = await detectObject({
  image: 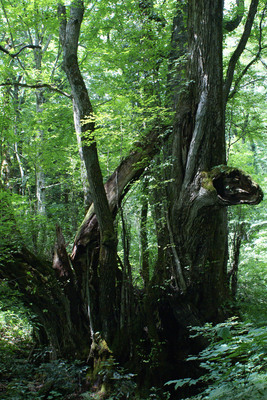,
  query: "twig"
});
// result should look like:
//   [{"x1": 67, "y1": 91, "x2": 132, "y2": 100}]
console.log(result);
[{"x1": 0, "y1": 82, "x2": 72, "y2": 99}]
